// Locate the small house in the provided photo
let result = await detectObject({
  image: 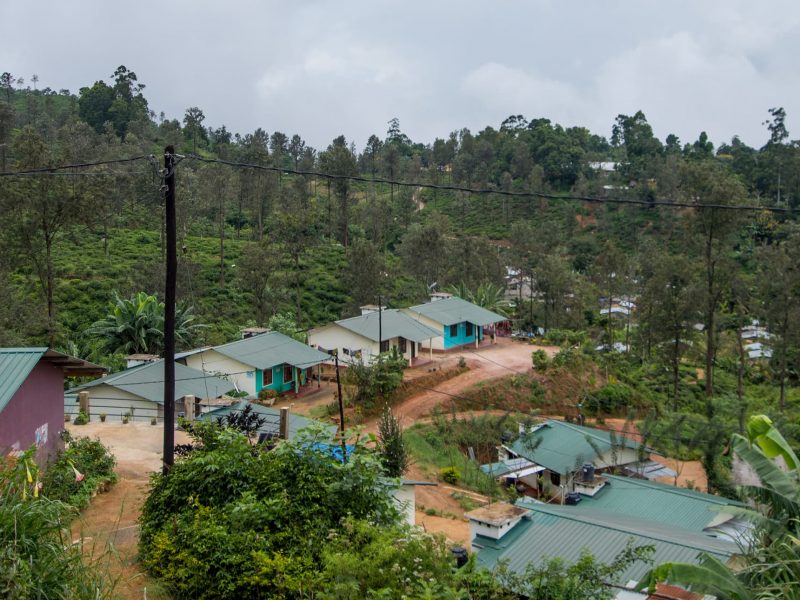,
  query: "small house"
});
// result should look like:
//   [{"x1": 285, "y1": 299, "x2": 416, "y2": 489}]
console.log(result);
[
  {"x1": 469, "y1": 501, "x2": 738, "y2": 594},
  {"x1": 65, "y1": 360, "x2": 234, "y2": 423},
  {"x1": 179, "y1": 331, "x2": 330, "y2": 396},
  {"x1": 500, "y1": 420, "x2": 644, "y2": 499},
  {"x1": 200, "y1": 400, "x2": 336, "y2": 441},
  {"x1": 1, "y1": 347, "x2": 105, "y2": 460},
  {"x1": 402, "y1": 294, "x2": 507, "y2": 351},
  {"x1": 308, "y1": 307, "x2": 440, "y2": 365}
]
